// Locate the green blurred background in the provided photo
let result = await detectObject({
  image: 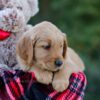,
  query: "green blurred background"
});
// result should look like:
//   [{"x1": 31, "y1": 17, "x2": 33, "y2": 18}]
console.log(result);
[{"x1": 29, "y1": 0, "x2": 100, "y2": 100}]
